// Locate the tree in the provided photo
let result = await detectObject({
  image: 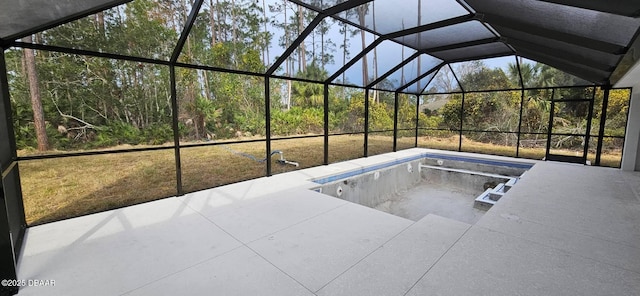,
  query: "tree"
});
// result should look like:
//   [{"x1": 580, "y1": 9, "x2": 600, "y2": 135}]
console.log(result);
[
  {"x1": 355, "y1": 4, "x2": 369, "y2": 86},
  {"x1": 371, "y1": 1, "x2": 378, "y2": 102},
  {"x1": 316, "y1": 18, "x2": 335, "y2": 67},
  {"x1": 22, "y1": 36, "x2": 49, "y2": 151},
  {"x1": 291, "y1": 62, "x2": 327, "y2": 108},
  {"x1": 8, "y1": 0, "x2": 180, "y2": 149},
  {"x1": 260, "y1": 0, "x2": 271, "y2": 65},
  {"x1": 338, "y1": 20, "x2": 351, "y2": 90},
  {"x1": 270, "y1": 0, "x2": 297, "y2": 108},
  {"x1": 461, "y1": 66, "x2": 512, "y2": 91},
  {"x1": 437, "y1": 63, "x2": 521, "y2": 145},
  {"x1": 507, "y1": 58, "x2": 540, "y2": 87},
  {"x1": 433, "y1": 66, "x2": 459, "y2": 93},
  {"x1": 185, "y1": 96, "x2": 221, "y2": 139}
]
